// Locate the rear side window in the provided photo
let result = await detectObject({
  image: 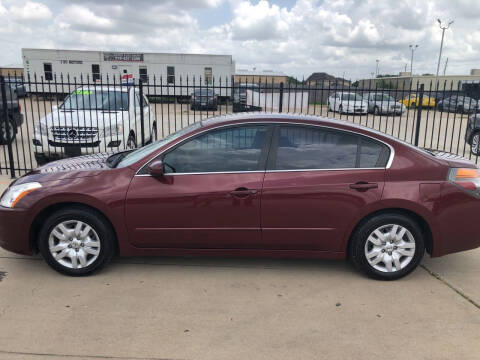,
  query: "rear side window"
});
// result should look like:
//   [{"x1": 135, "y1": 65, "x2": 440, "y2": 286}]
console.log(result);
[
  {"x1": 359, "y1": 138, "x2": 389, "y2": 168},
  {"x1": 273, "y1": 126, "x2": 358, "y2": 170},
  {"x1": 271, "y1": 125, "x2": 389, "y2": 170}
]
